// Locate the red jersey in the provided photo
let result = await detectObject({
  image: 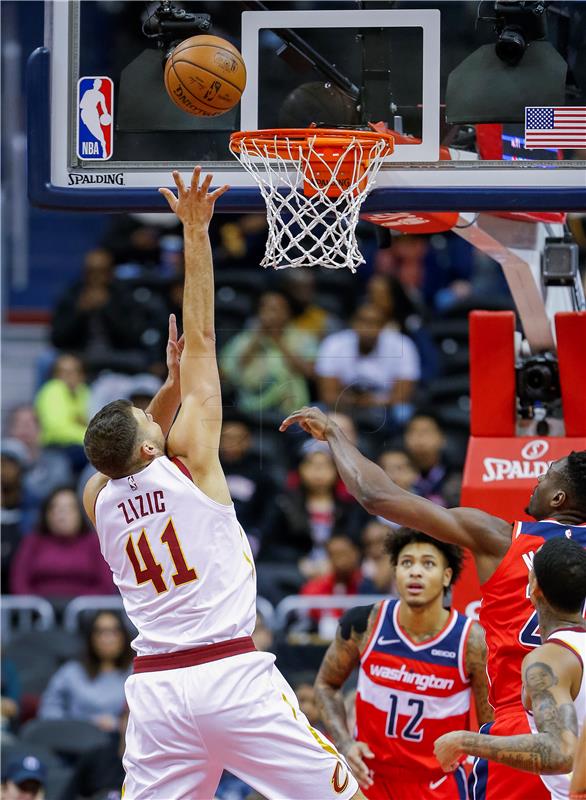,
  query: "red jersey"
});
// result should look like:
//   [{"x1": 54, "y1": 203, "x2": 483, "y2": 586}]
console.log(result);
[
  {"x1": 479, "y1": 519, "x2": 586, "y2": 720},
  {"x1": 356, "y1": 598, "x2": 472, "y2": 783}
]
